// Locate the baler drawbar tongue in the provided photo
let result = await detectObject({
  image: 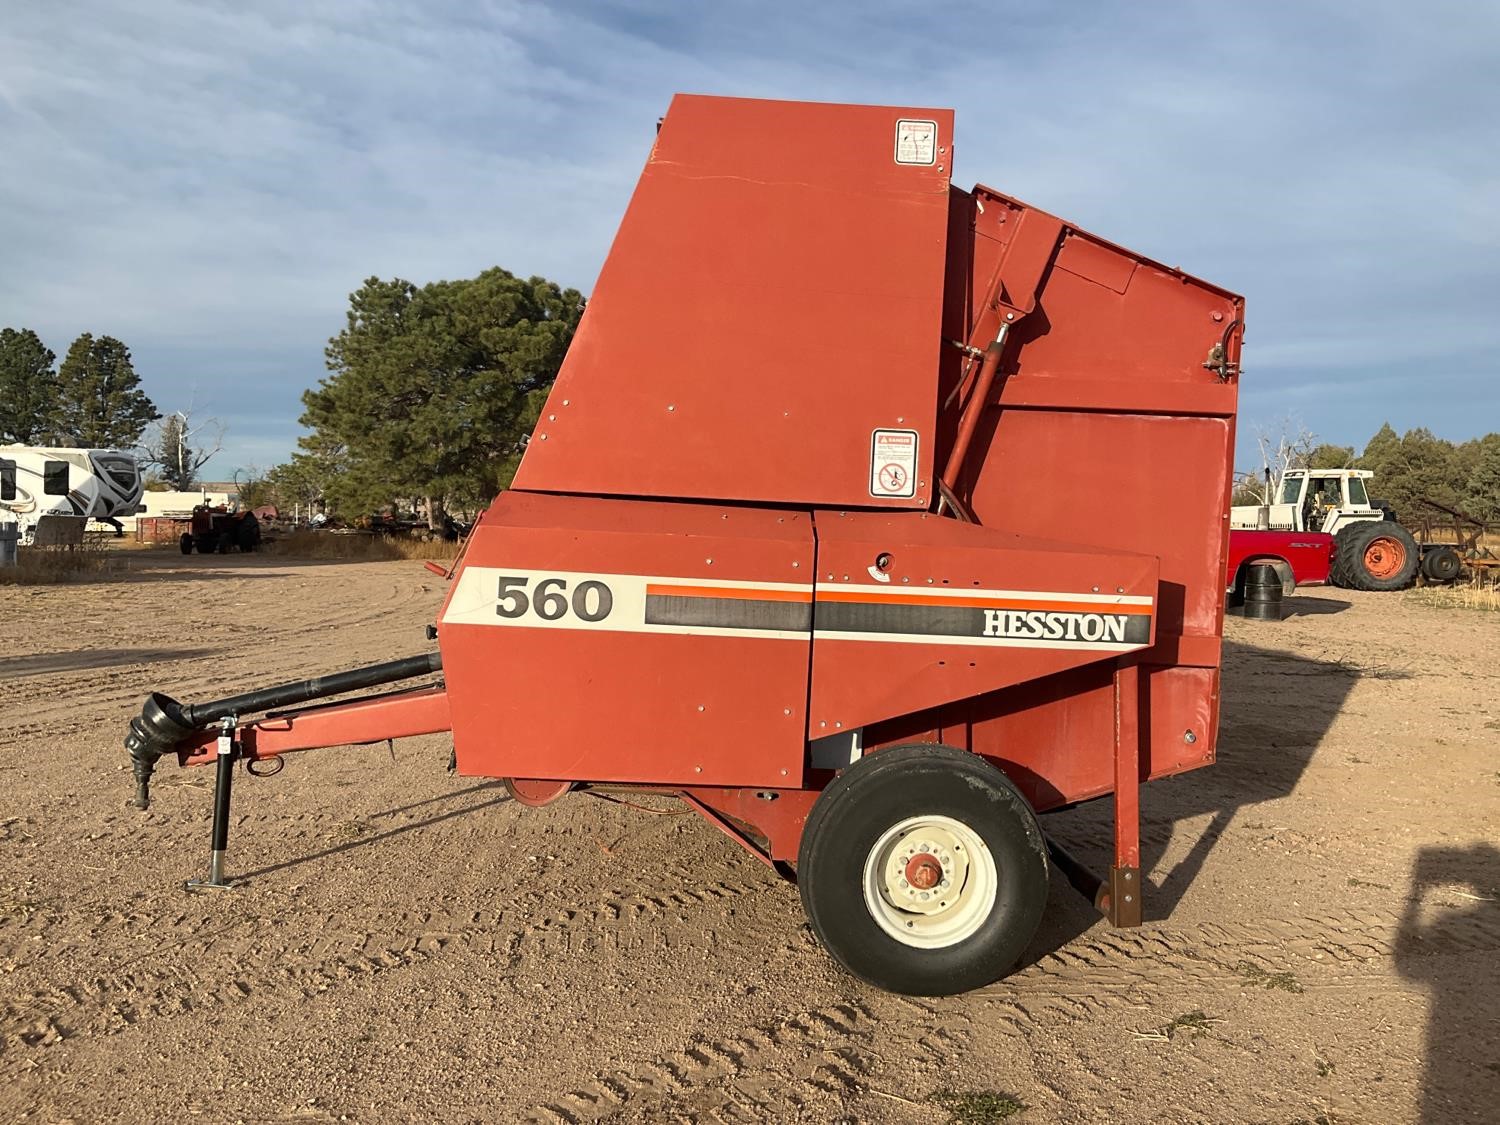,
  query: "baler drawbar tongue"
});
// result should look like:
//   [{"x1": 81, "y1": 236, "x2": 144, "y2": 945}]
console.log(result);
[{"x1": 125, "y1": 651, "x2": 442, "y2": 811}]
